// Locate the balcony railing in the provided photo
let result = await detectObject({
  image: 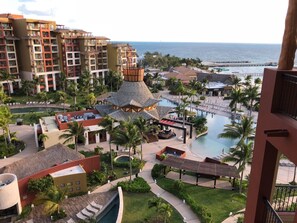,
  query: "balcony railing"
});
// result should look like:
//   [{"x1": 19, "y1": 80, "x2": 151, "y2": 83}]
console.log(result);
[
  {"x1": 263, "y1": 198, "x2": 283, "y2": 223},
  {"x1": 278, "y1": 73, "x2": 297, "y2": 120},
  {"x1": 272, "y1": 185, "x2": 297, "y2": 212}
]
